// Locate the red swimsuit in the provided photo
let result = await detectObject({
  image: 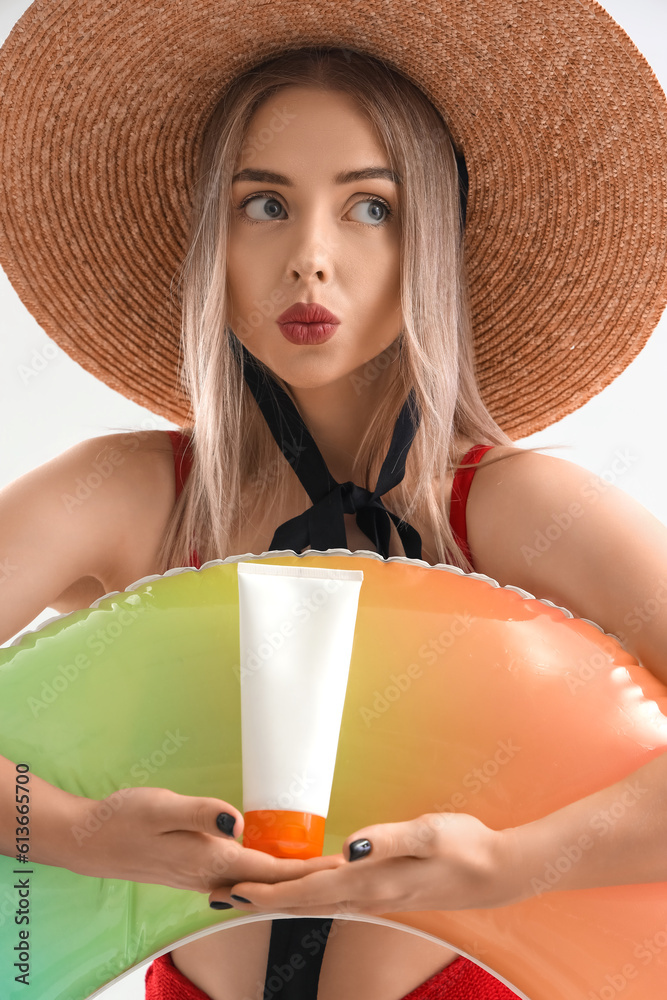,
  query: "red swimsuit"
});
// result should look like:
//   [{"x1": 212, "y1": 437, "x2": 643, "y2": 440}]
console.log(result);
[{"x1": 145, "y1": 433, "x2": 520, "y2": 999}]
